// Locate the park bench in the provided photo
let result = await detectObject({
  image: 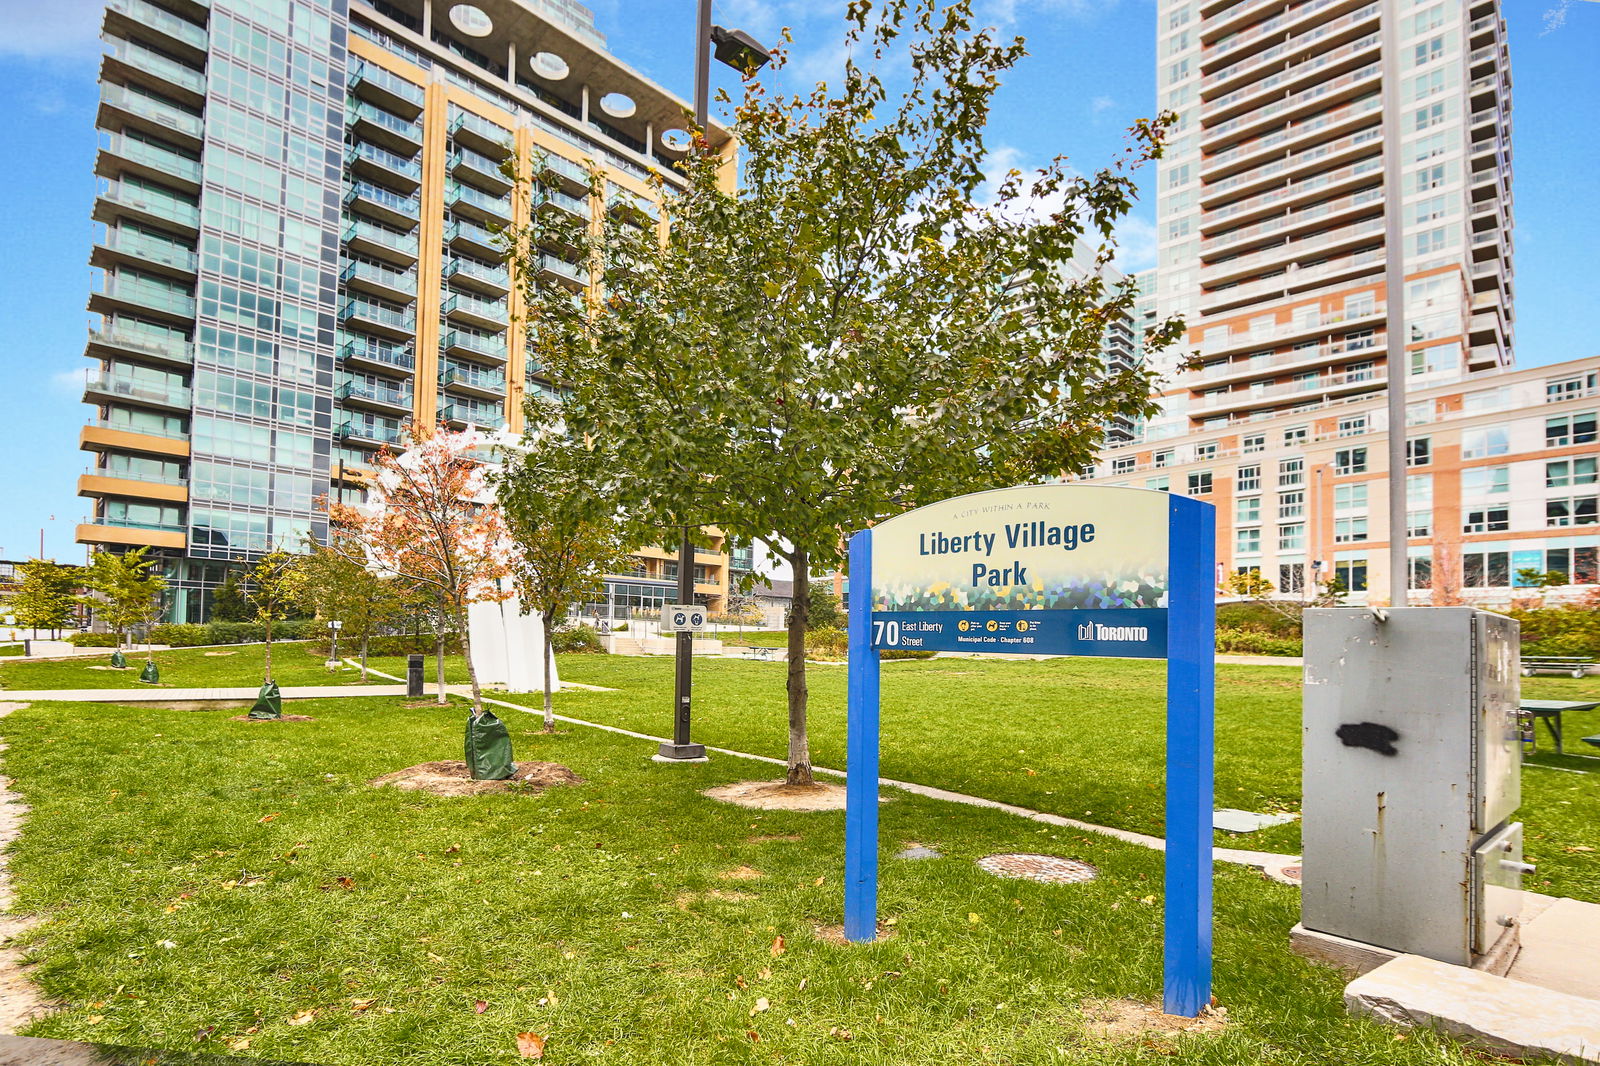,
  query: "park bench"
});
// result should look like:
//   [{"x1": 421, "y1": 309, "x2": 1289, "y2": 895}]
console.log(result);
[{"x1": 1520, "y1": 656, "x2": 1594, "y2": 679}]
